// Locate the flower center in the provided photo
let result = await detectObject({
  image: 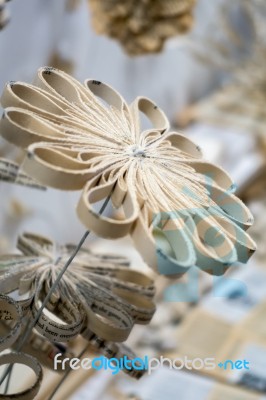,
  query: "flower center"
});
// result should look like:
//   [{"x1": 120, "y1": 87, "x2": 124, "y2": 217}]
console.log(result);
[{"x1": 128, "y1": 145, "x2": 146, "y2": 158}]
